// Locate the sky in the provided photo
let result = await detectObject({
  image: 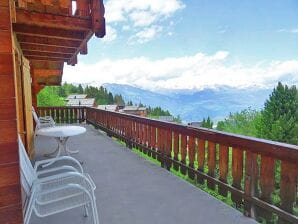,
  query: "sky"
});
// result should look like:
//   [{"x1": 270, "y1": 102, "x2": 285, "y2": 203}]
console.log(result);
[{"x1": 63, "y1": 0, "x2": 298, "y2": 91}]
